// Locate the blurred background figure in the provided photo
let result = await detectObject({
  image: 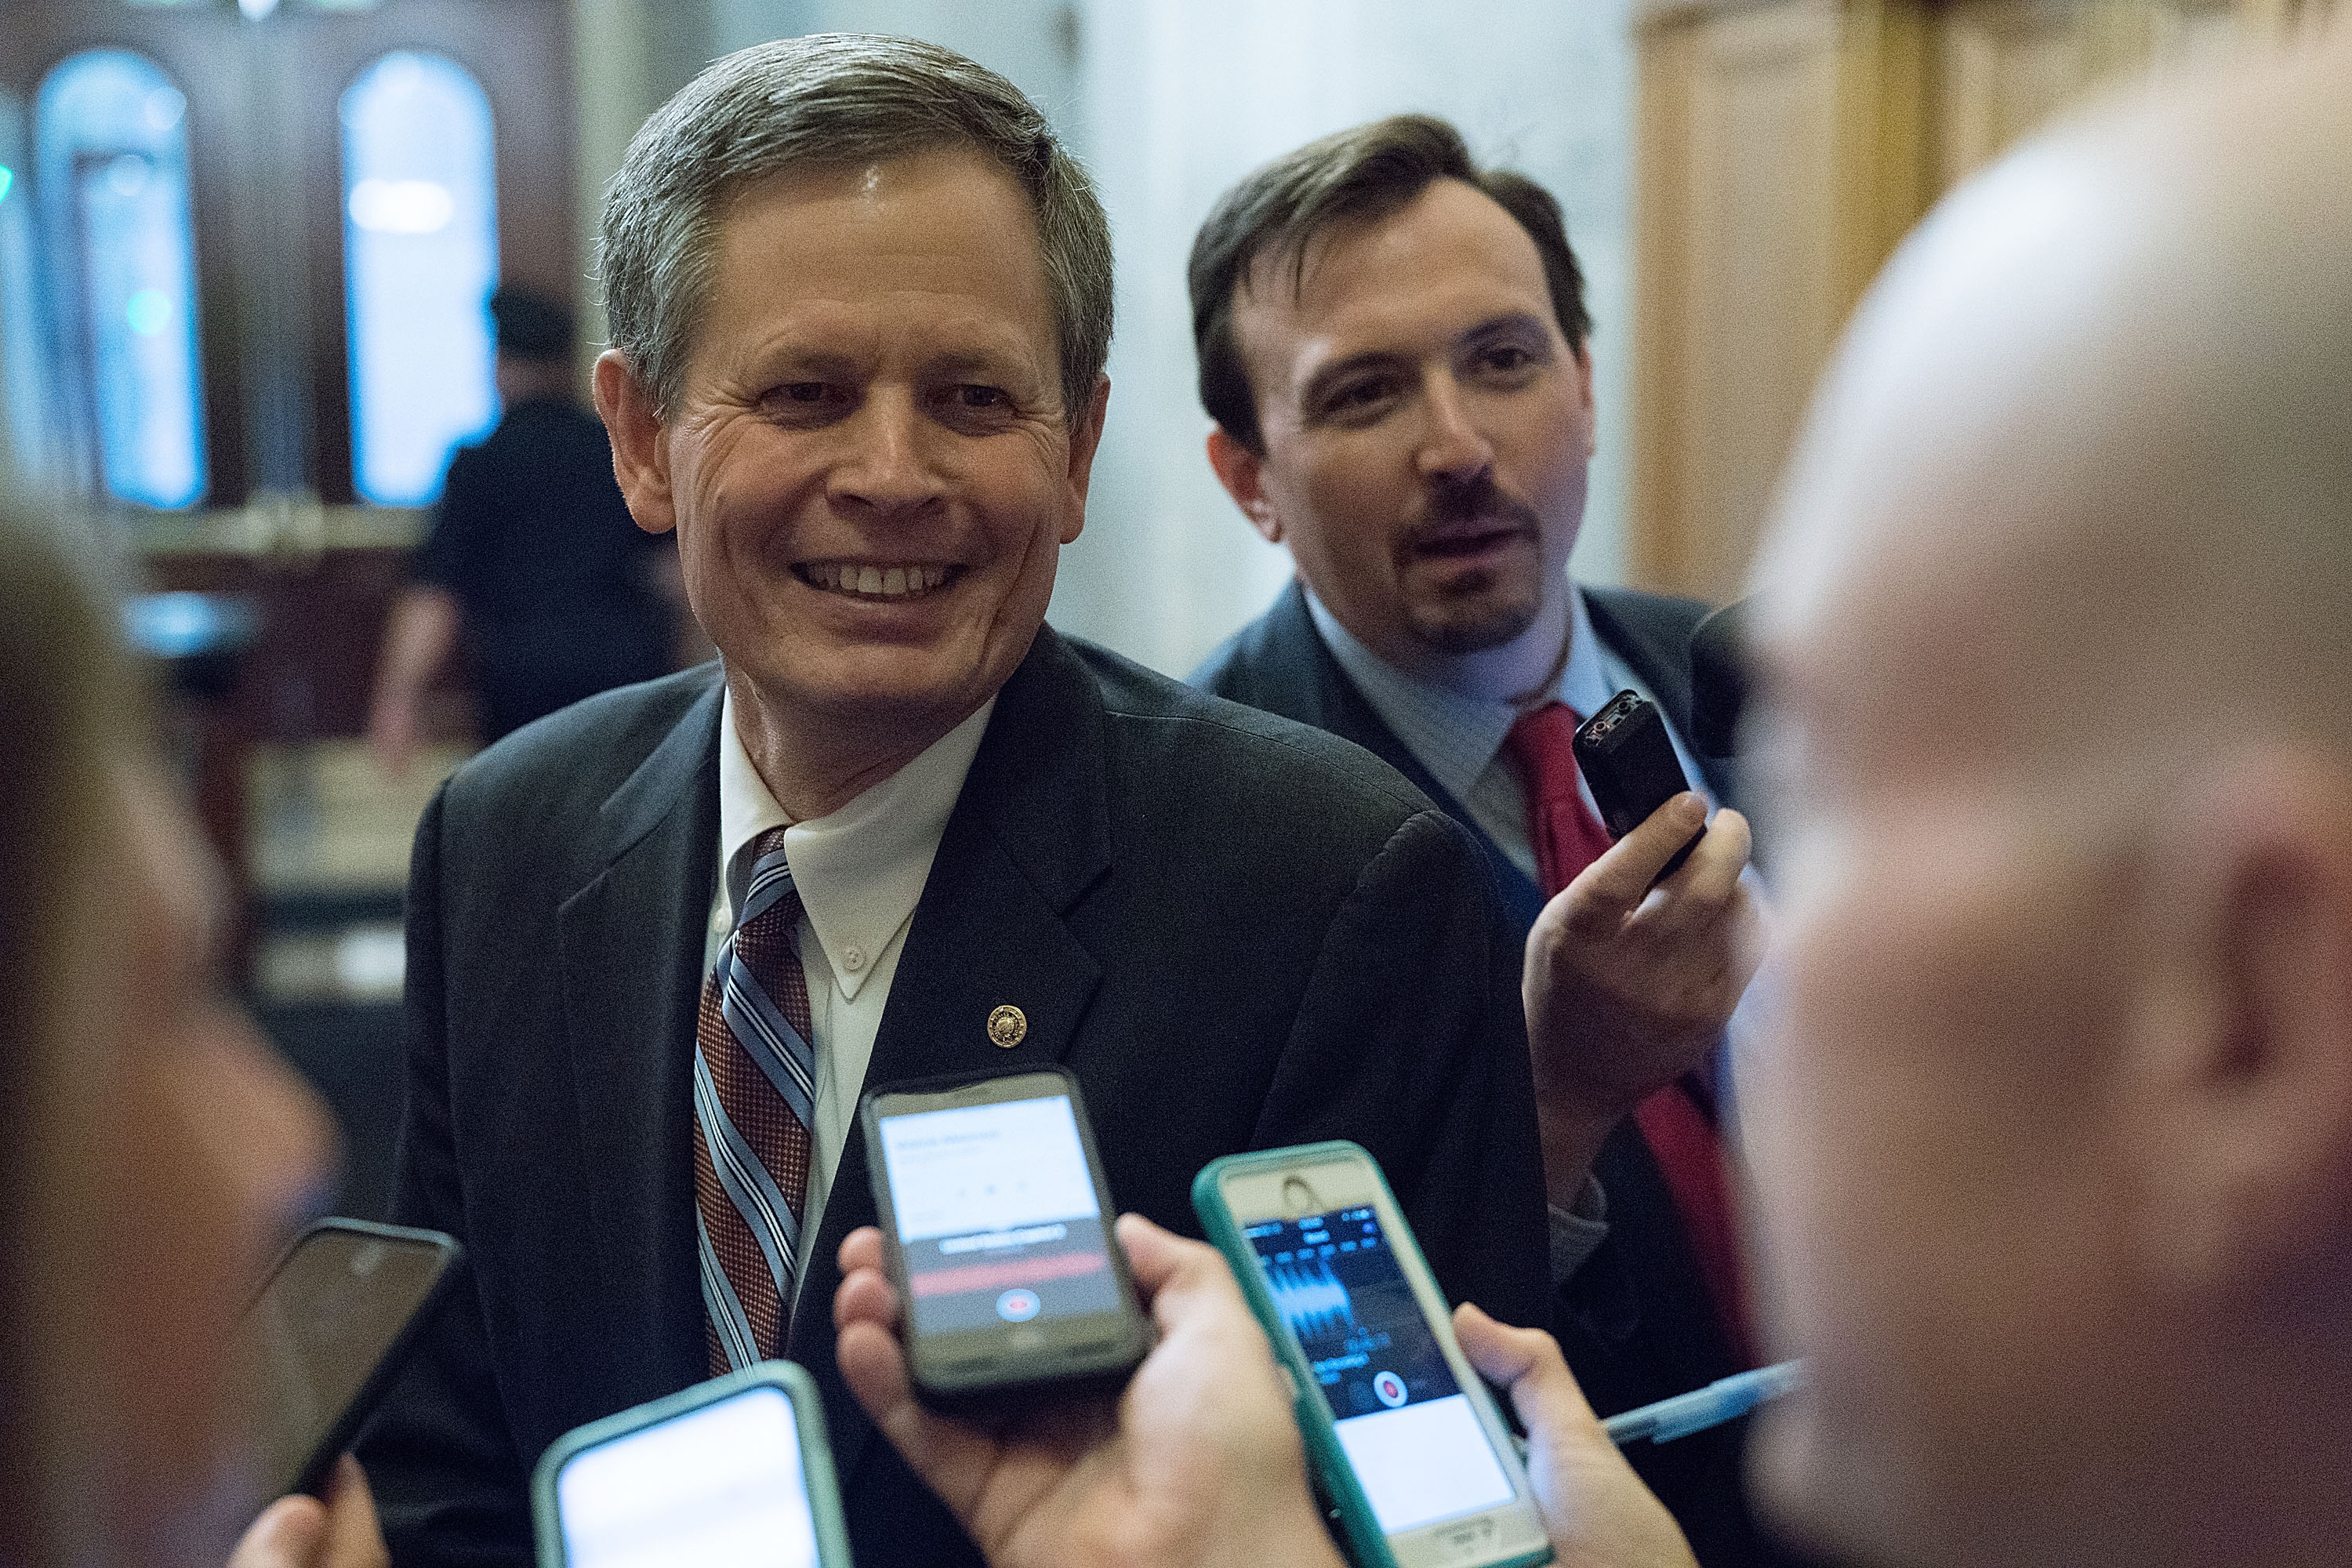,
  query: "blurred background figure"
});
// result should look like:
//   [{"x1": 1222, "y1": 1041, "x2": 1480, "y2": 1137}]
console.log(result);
[
  {"x1": 366, "y1": 285, "x2": 676, "y2": 773},
  {"x1": 0, "y1": 497, "x2": 383, "y2": 1568}
]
